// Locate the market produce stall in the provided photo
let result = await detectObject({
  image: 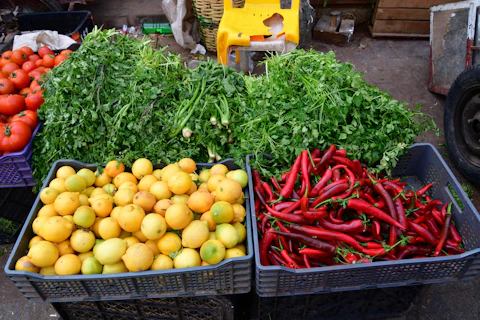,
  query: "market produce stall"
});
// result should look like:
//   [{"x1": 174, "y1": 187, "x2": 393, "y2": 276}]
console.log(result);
[{"x1": 0, "y1": 19, "x2": 479, "y2": 320}]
